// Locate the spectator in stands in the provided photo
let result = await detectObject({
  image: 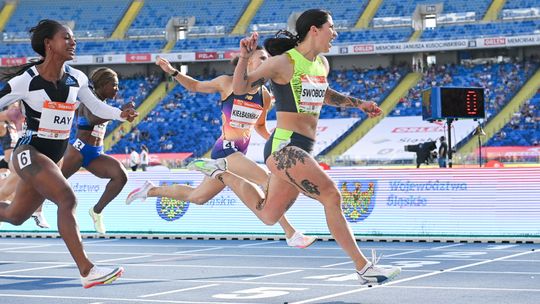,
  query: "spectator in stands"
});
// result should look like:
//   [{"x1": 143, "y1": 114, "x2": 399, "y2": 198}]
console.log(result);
[
  {"x1": 197, "y1": 9, "x2": 400, "y2": 284},
  {"x1": 60, "y1": 67, "x2": 131, "y2": 234},
  {"x1": 129, "y1": 147, "x2": 139, "y2": 171},
  {"x1": 0, "y1": 19, "x2": 135, "y2": 287},
  {"x1": 131, "y1": 126, "x2": 140, "y2": 142},
  {"x1": 140, "y1": 144, "x2": 149, "y2": 171},
  {"x1": 125, "y1": 51, "x2": 317, "y2": 249}
]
